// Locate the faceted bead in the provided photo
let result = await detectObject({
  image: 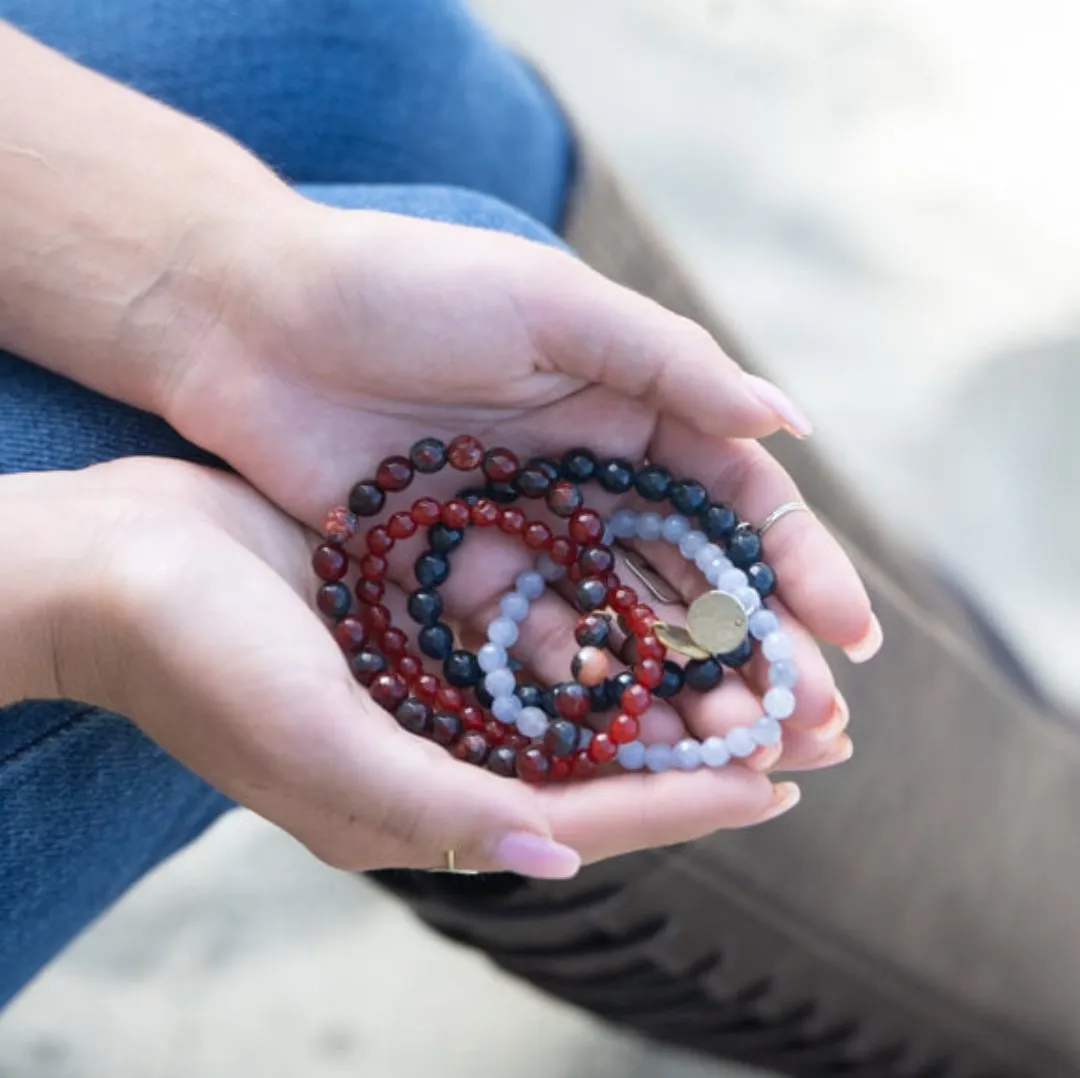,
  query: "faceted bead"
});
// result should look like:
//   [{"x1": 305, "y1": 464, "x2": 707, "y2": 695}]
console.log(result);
[
  {"x1": 572, "y1": 751, "x2": 598, "y2": 779},
  {"x1": 559, "y1": 448, "x2": 598, "y2": 483},
  {"x1": 579, "y1": 544, "x2": 615, "y2": 576},
  {"x1": 437, "y1": 500, "x2": 469, "y2": 530},
  {"x1": 375, "y1": 455, "x2": 414, "y2": 492},
  {"x1": 569, "y1": 509, "x2": 604, "y2": 545},
  {"x1": 484, "y1": 667, "x2": 516, "y2": 700},
  {"x1": 381, "y1": 628, "x2": 408, "y2": 657},
  {"x1": 764, "y1": 687, "x2": 797, "y2": 719},
  {"x1": 428, "y1": 523, "x2": 463, "y2": 554},
  {"x1": 645, "y1": 743, "x2": 673, "y2": 773},
  {"x1": 576, "y1": 577, "x2": 608, "y2": 612},
  {"x1": 678, "y1": 530, "x2": 708, "y2": 558},
  {"x1": 488, "y1": 616, "x2": 519, "y2": 649},
  {"x1": 447, "y1": 434, "x2": 484, "y2": 471},
  {"x1": 387, "y1": 511, "x2": 418, "y2": 540},
  {"x1": 498, "y1": 507, "x2": 526, "y2": 534},
  {"x1": 571, "y1": 646, "x2": 610, "y2": 687},
  {"x1": 634, "y1": 464, "x2": 672, "y2": 502},
  {"x1": 316, "y1": 582, "x2": 352, "y2": 619},
  {"x1": 409, "y1": 437, "x2": 447, "y2": 474},
  {"x1": 653, "y1": 660, "x2": 685, "y2": 699},
  {"x1": 470, "y1": 498, "x2": 500, "y2": 527},
  {"x1": 527, "y1": 457, "x2": 561, "y2": 482},
  {"x1": 414, "y1": 552, "x2": 450, "y2": 588},
  {"x1": 747, "y1": 562, "x2": 777, "y2": 597},
  {"x1": 636, "y1": 634, "x2": 665, "y2": 662},
  {"x1": 481, "y1": 447, "x2": 520, "y2": 483},
  {"x1": 360, "y1": 553, "x2": 388, "y2": 581},
  {"x1": 516, "y1": 747, "x2": 551, "y2": 783},
  {"x1": 431, "y1": 710, "x2": 462, "y2": 745},
  {"x1": 487, "y1": 746, "x2": 518, "y2": 777},
  {"x1": 749, "y1": 608, "x2": 780, "y2": 640},
  {"x1": 608, "y1": 713, "x2": 641, "y2": 744},
  {"x1": 695, "y1": 542, "x2": 724, "y2": 572},
  {"x1": 313, "y1": 544, "x2": 348, "y2": 582},
  {"x1": 635, "y1": 512, "x2": 664, "y2": 542},
  {"x1": 768, "y1": 659, "x2": 800, "y2": 688},
  {"x1": 492, "y1": 695, "x2": 523, "y2": 725},
  {"x1": 478, "y1": 643, "x2": 507, "y2": 673},
  {"x1": 407, "y1": 589, "x2": 443, "y2": 626},
  {"x1": 396, "y1": 653, "x2": 423, "y2": 681},
  {"x1": 620, "y1": 683, "x2": 651, "y2": 716},
  {"x1": 587, "y1": 732, "x2": 618, "y2": 764},
  {"x1": 610, "y1": 586, "x2": 638, "y2": 613},
  {"x1": 332, "y1": 617, "x2": 367, "y2": 655},
  {"x1": 701, "y1": 735, "x2": 731, "y2": 768},
  {"x1": 726, "y1": 726, "x2": 757, "y2": 758},
  {"x1": 733, "y1": 586, "x2": 762, "y2": 615},
  {"x1": 700, "y1": 502, "x2": 737, "y2": 541},
  {"x1": 513, "y1": 466, "x2": 551, "y2": 499},
  {"x1": 517, "y1": 706, "x2": 550, "y2": 739},
  {"x1": 548, "y1": 538, "x2": 576, "y2": 567},
  {"x1": 627, "y1": 604, "x2": 658, "y2": 635},
  {"x1": 524, "y1": 522, "x2": 553, "y2": 551},
  {"x1": 635, "y1": 660, "x2": 664, "y2": 690},
  {"x1": 661, "y1": 513, "x2": 691, "y2": 545},
  {"x1": 762, "y1": 631, "x2": 794, "y2": 662},
  {"x1": 575, "y1": 613, "x2": 611, "y2": 648},
  {"x1": 444, "y1": 650, "x2": 482, "y2": 688},
  {"x1": 554, "y1": 682, "x2": 591, "y2": 721},
  {"x1": 549, "y1": 757, "x2": 573, "y2": 782},
  {"x1": 670, "y1": 479, "x2": 709, "y2": 515},
  {"x1": 453, "y1": 731, "x2": 490, "y2": 765},
  {"x1": 485, "y1": 481, "x2": 517, "y2": 504},
  {"x1": 411, "y1": 497, "x2": 442, "y2": 526},
  {"x1": 752, "y1": 716, "x2": 783, "y2": 746},
  {"x1": 482, "y1": 717, "x2": 506, "y2": 742},
  {"x1": 395, "y1": 698, "x2": 432, "y2": 735},
  {"x1": 419, "y1": 623, "x2": 454, "y2": 660},
  {"x1": 596, "y1": 458, "x2": 635, "y2": 494},
  {"x1": 546, "y1": 480, "x2": 583, "y2": 518},
  {"x1": 435, "y1": 685, "x2": 465, "y2": 712},
  {"x1": 544, "y1": 719, "x2": 579, "y2": 757},
  {"x1": 323, "y1": 506, "x2": 358, "y2": 545},
  {"x1": 718, "y1": 568, "x2": 748, "y2": 593},
  {"x1": 617, "y1": 741, "x2": 647, "y2": 770},
  {"x1": 728, "y1": 524, "x2": 763, "y2": 569},
  {"x1": 673, "y1": 738, "x2": 703, "y2": 771},
  {"x1": 370, "y1": 673, "x2": 408, "y2": 711},
  {"x1": 366, "y1": 527, "x2": 394, "y2": 556},
  {"x1": 362, "y1": 604, "x2": 391, "y2": 635},
  {"x1": 347, "y1": 480, "x2": 385, "y2": 517},
  {"x1": 350, "y1": 648, "x2": 387, "y2": 686},
  {"x1": 719, "y1": 638, "x2": 754, "y2": 668},
  {"x1": 515, "y1": 683, "x2": 545, "y2": 710},
  {"x1": 684, "y1": 657, "x2": 724, "y2": 693},
  {"x1": 415, "y1": 674, "x2": 440, "y2": 702}
]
